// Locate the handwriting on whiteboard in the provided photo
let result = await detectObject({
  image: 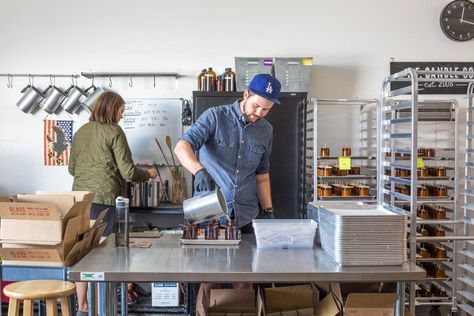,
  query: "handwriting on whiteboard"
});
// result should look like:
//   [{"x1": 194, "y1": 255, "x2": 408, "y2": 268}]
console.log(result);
[
  {"x1": 119, "y1": 98, "x2": 182, "y2": 164},
  {"x1": 122, "y1": 99, "x2": 171, "y2": 130}
]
